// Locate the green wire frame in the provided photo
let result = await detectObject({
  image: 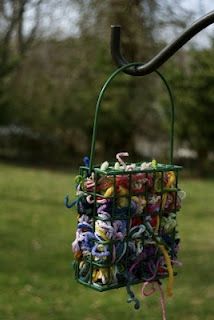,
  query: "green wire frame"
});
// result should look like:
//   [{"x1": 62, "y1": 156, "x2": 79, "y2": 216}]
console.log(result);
[
  {"x1": 74, "y1": 64, "x2": 184, "y2": 292},
  {"x1": 89, "y1": 62, "x2": 175, "y2": 173}
]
